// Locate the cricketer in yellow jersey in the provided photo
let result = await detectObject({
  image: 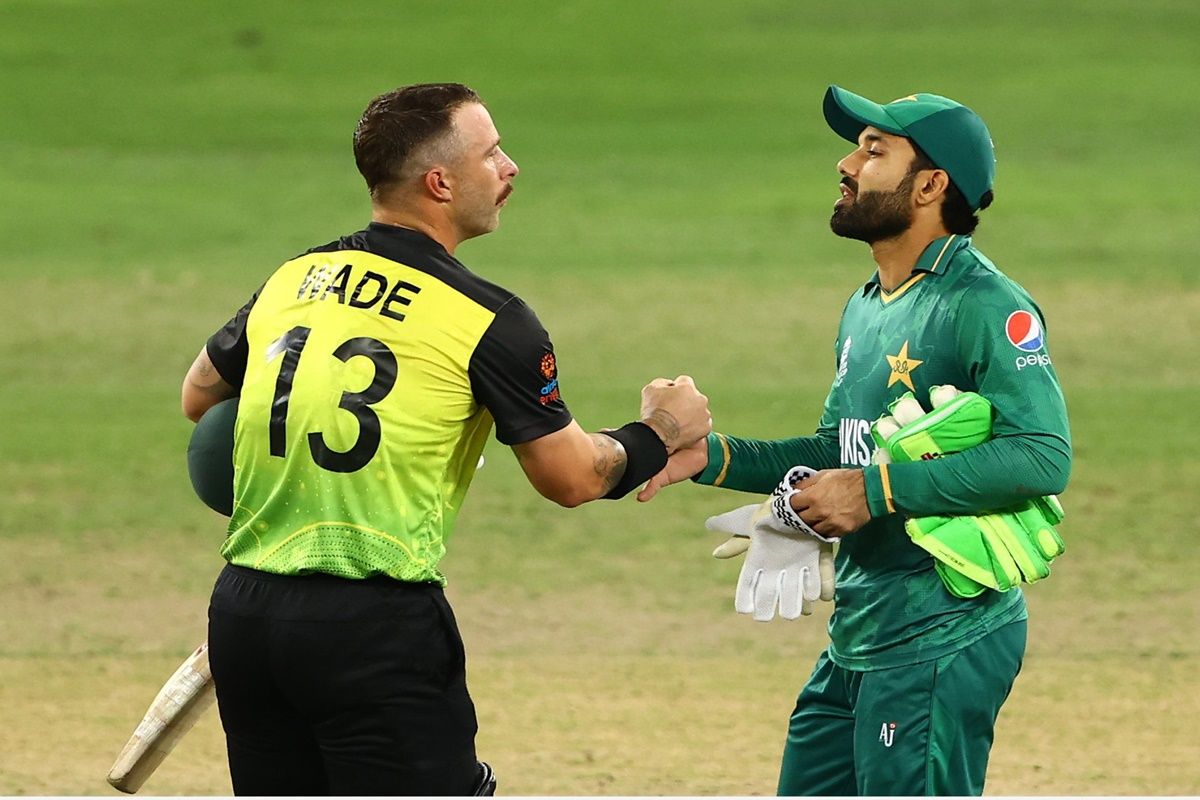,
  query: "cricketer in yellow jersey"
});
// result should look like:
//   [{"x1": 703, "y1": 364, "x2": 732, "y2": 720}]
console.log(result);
[{"x1": 180, "y1": 83, "x2": 711, "y2": 796}]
